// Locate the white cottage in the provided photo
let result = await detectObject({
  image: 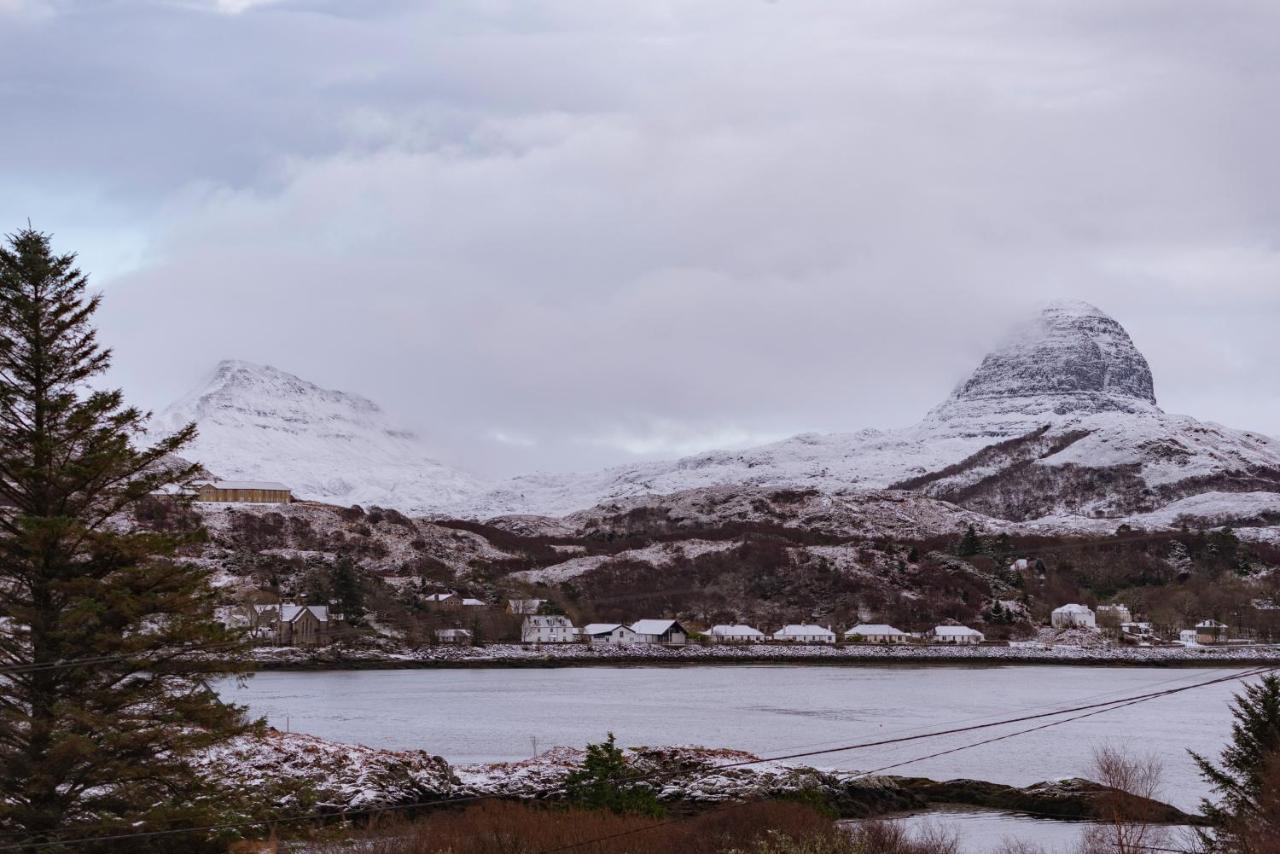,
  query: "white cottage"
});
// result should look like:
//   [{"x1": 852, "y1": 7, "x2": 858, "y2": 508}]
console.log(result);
[
  {"x1": 844, "y1": 624, "x2": 908, "y2": 644},
  {"x1": 436, "y1": 628, "x2": 472, "y2": 645},
  {"x1": 1051, "y1": 604, "x2": 1097, "y2": 629},
  {"x1": 772, "y1": 624, "x2": 837, "y2": 644},
  {"x1": 929, "y1": 625, "x2": 984, "y2": 644},
  {"x1": 708, "y1": 624, "x2": 766, "y2": 644},
  {"x1": 582, "y1": 623, "x2": 639, "y2": 645},
  {"x1": 629, "y1": 619, "x2": 688, "y2": 645},
  {"x1": 522, "y1": 615, "x2": 578, "y2": 643}
]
